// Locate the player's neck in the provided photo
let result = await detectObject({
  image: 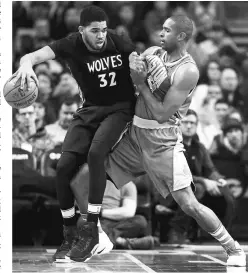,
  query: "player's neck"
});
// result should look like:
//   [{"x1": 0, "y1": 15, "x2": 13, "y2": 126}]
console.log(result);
[{"x1": 166, "y1": 48, "x2": 187, "y2": 63}]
